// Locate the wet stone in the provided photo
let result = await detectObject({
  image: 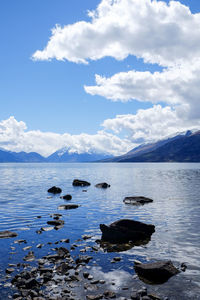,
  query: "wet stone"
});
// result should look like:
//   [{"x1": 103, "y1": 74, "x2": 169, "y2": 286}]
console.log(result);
[
  {"x1": 36, "y1": 244, "x2": 44, "y2": 248},
  {"x1": 41, "y1": 226, "x2": 54, "y2": 232},
  {"x1": 58, "y1": 204, "x2": 79, "y2": 210},
  {"x1": 76, "y1": 255, "x2": 93, "y2": 264},
  {"x1": 104, "y1": 290, "x2": 116, "y2": 298},
  {"x1": 60, "y1": 239, "x2": 70, "y2": 243},
  {"x1": 73, "y1": 179, "x2": 91, "y2": 187},
  {"x1": 0, "y1": 230, "x2": 18, "y2": 239},
  {"x1": 86, "y1": 295, "x2": 103, "y2": 300},
  {"x1": 47, "y1": 220, "x2": 64, "y2": 226},
  {"x1": 23, "y1": 251, "x2": 35, "y2": 262},
  {"x1": 61, "y1": 194, "x2": 72, "y2": 200},
  {"x1": 23, "y1": 246, "x2": 32, "y2": 251},
  {"x1": 47, "y1": 186, "x2": 62, "y2": 194},
  {"x1": 123, "y1": 196, "x2": 153, "y2": 205},
  {"x1": 14, "y1": 239, "x2": 26, "y2": 244},
  {"x1": 6, "y1": 268, "x2": 15, "y2": 274},
  {"x1": 95, "y1": 182, "x2": 110, "y2": 189},
  {"x1": 82, "y1": 235, "x2": 92, "y2": 240}
]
